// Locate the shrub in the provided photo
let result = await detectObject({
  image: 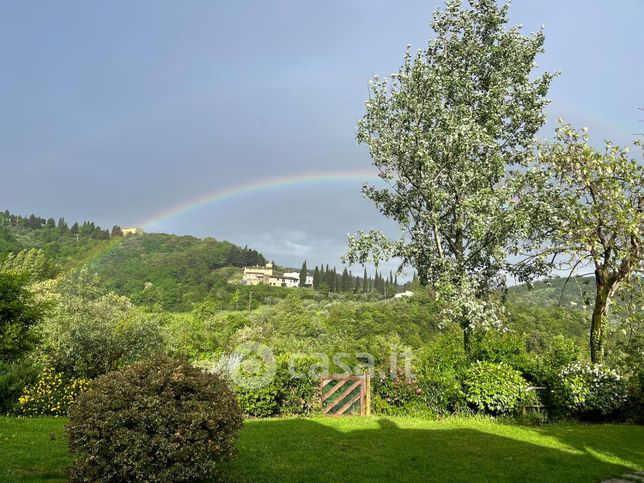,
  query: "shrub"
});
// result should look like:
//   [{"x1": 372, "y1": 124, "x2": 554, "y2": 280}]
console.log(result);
[
  {"x1": 415, "y1": 332, "x2": 469, "y2": 414},
  {"x1": 66, "y1": 355, "x2": 242, "y2": 483},
  {"x1": 470, "y1": 330, "x2": 549, "y2": 385},
  {"x1": 15, "y1": 367, "x2": 89, "y2": 416},
  {"x1": 37, "y1": 269, "x2": 165, "y2": 378},
  {"x1": 551, "y1": 362, "x2": 627, "y2": 419},
  {"x1": 0, "y1": 359, "x2": 40, "y2": 414},
  {"x1": 0, "y1": 272, "x2": 44, "y2": 363},
  {"x1": 235, "y1": 381, "x2": 281, "y2": 418},
  {"x1": 233, "y1": 354, "x2": 320, "y2": 417},
  {"x1": 372, "y1": 367, "x2": 429, "y2": 415},
  {"x1": 276, "y1": 355, "x2": 320, "y2": 416},
  {"x1": 463, "y1": 361, "x2": 529, "y2": 414}
]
